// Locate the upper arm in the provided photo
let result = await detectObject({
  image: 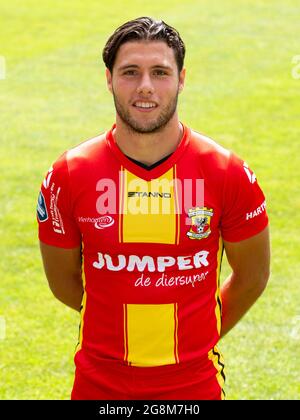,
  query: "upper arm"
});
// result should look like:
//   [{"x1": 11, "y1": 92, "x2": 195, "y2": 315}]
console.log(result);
[
  {"x1": 37, "y1": 157, "x2": 83, "y2": 309},
  {"x1": 37, "y1": 156, "x2": 81, "y2": 249},
  {"x1": 220, "y1": 153, "x2": 268, "y2": 243},
  {"x1": 39, "y1": 241, "x2": 82, "y2": 293},
  {"x1": 223, "y1": 226, "x2": 270, "y2": 287}
]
